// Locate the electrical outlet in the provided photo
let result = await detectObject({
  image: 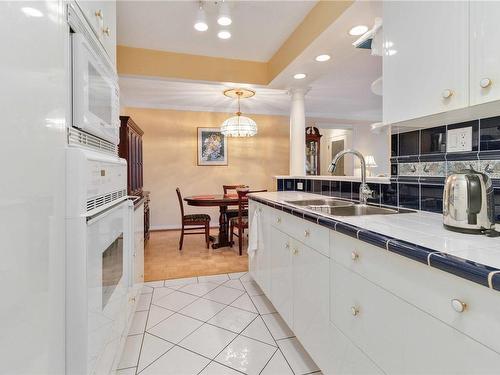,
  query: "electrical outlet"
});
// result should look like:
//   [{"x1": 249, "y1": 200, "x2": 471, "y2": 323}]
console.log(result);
[
  {"x1": 297, "y1": 182, "x2": 304, "y2": 190},
  {"x1": 447, "y1": 127, "x2": 472, "y2": 152}
]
